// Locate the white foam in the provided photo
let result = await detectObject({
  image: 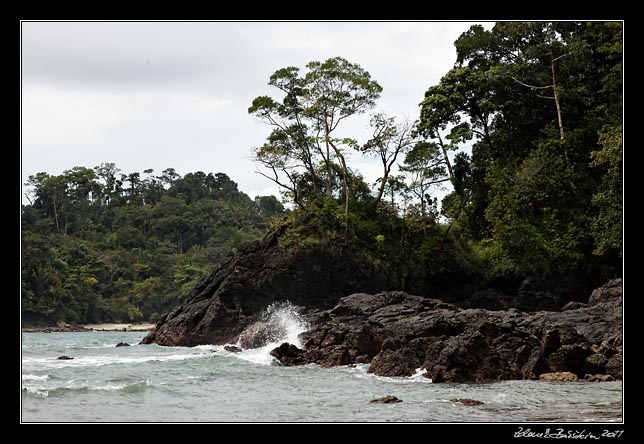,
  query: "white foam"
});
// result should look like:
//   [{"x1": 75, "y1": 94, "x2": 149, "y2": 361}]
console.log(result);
[
  {"x1": 21, "y1": 352, "x2": 211, "y2": 370},
  {"x1": 90, "y1": 383, "x2": 127, "y2": 391},
  {"x1": 341, "y1": 365, "x2": 433, "y2": 384},
  {"x1": 229, "y1": 301, "x2": 310, "y2": 366},
  {"x1": 22, "y1": 374, "x2": 49, "y2": 381}
]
